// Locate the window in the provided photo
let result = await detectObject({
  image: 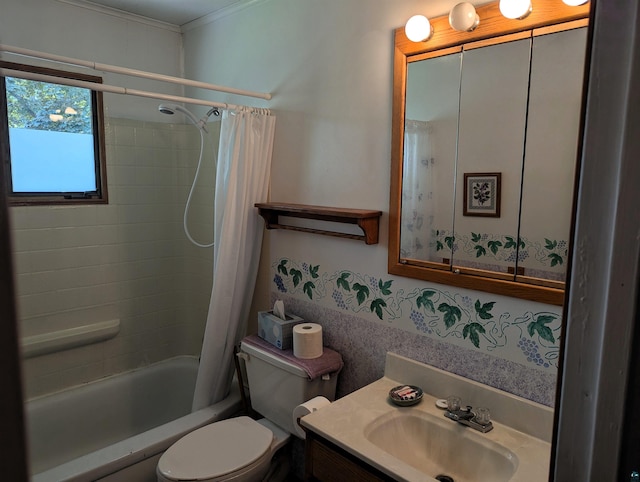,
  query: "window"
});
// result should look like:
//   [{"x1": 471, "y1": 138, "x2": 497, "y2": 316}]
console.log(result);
[{"x1": 0, "y1": 61, "x2": 108, "y2": 205}]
